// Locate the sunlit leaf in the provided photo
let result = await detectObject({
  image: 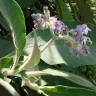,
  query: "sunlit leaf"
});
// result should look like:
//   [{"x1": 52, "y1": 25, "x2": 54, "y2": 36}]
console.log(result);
[
  {"x1": 19, "y1": 30, "x2": 40, "y2": 71},
  {"x1": 41, "y1": 85, "x2": 96, "y2": 96},
  {"x1": 26, "y1": 68, "x2": 95, "y2": 89}
]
